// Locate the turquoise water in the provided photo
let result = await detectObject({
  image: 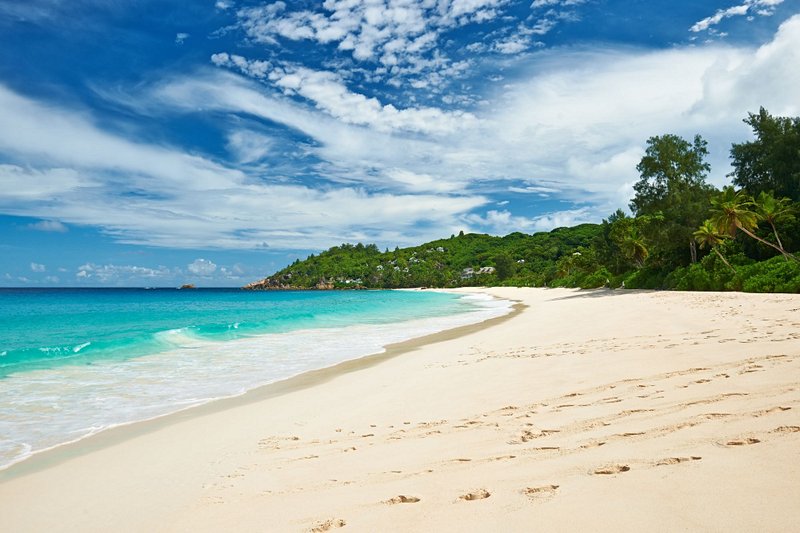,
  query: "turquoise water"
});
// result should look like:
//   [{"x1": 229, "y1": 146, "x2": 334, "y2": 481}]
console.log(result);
[
  {"x1": 0, "y1": 288, "x2": 510, "y2": 469},
  {"x1": 0, "y1": 288, "x2": 476, "y2": 378}
]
